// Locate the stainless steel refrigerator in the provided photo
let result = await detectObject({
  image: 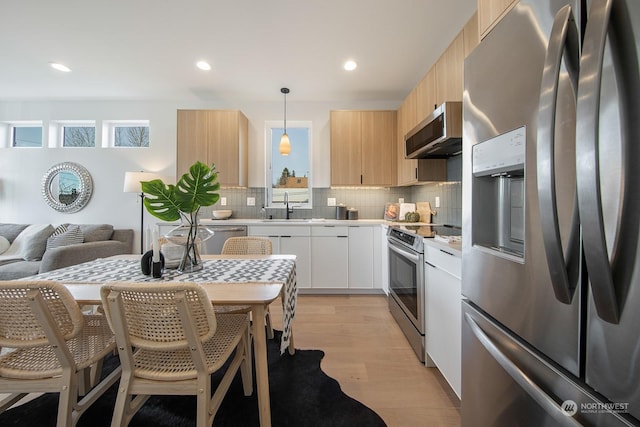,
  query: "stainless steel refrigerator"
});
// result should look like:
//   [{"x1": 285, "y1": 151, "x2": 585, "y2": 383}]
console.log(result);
[{"x1": 462, "y1": 0, "x2": 640, "y2": 425}]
